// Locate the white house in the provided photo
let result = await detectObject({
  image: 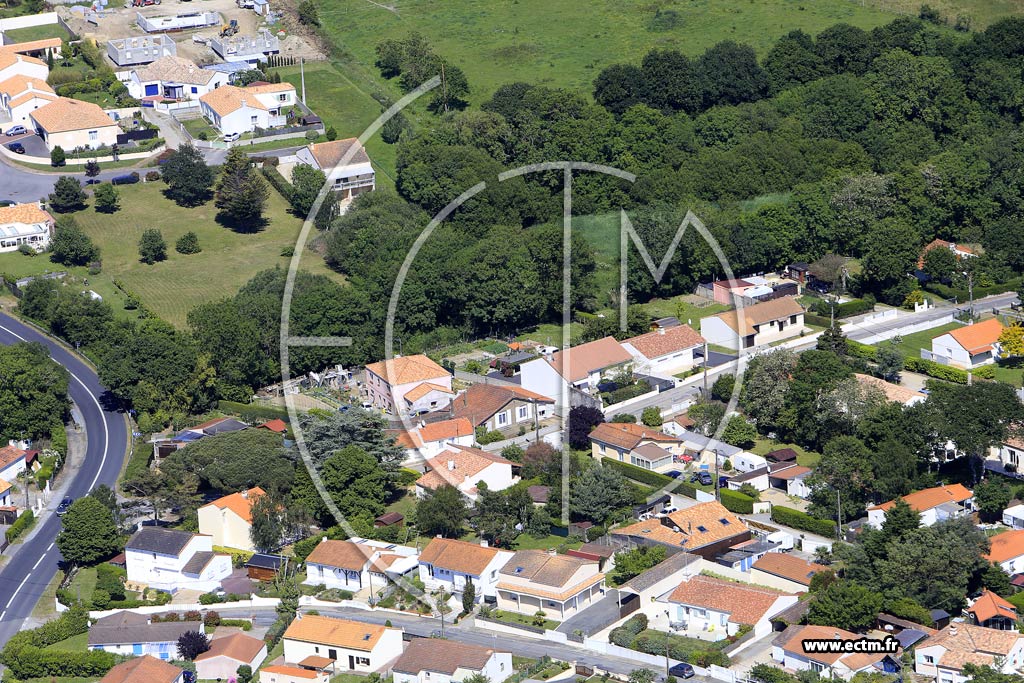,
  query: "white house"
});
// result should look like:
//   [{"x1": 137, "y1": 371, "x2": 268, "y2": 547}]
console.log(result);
[
  {"x1": 929, "y1": 318, "x2": 1005, "y2": 369},
  {"x1": 622, "y1": 324, "x2": 705, "y2": 375},
  {"x1": 123, "y1": 55, "x2": 229, "y2": 101},
  {"x1": 199, "y1": 82, "x2": 296, "y2": 137},
  {"x1": 495, "y1": 549, "x2": 605, "y2": 619},
  {"x1": 194, "y1": 632, "x2": 267, "y2": 680},
  {"x1": 302, "y1": 538, "x2": 417, "y2": 593},
  {"x1": 29, "y1": 97, "x2": 120, "y2": 152},
  {"x1": 0, "y1": 478, "x2": 11, "y2": 507},
  {"x1": 282, "y1": 614, "x2": 403, "y2": 672},
  {"x1": 865, "y1": 484, "x2": 974, "y2": 529},
  {"x1": 699, "y1": 296, "x2": 805, "y2": 351},
  {"x1": 294, "y1": 138, "x2": 375, "y2": 200},
  {"x1": 991, "y1": 436, "x2": 1024, "y2": 475},
  {"x1": 88, "y1": 611, "x2": 201, "y2": 660},
  {"x1": 393, "y1": 638, "x2": 513, "y2": 683},
  {"x1": 986, "y1": 529, "x2": 1024, "y2": 575},
  {"x1": 588, "y1": 421, "x2": 685, "y2": 469},
  {"x1": 125, "y1": 527, "x2": 232, "y2": 593},
  {"x1": 775, "y1": 624, "x2": 901, "y2": 680},
  {"x1": 1003, "y1": 505, "x2": 1024, "y2": 530},
  {"x1": 769, "y1": 462, "x2": 813, "y2": 499},
  {"x1": 390, "y1": 417, "x2": 475, "y2": 464},
  {"x1": 0, "y1": 203, "x2": 53, "y2": 254},
  {"x1": 0, "y1": 74, "x2": 57, "y2": 126},
  {"x1": 750, "y1": 553, "x2": 829, "y2": 593},
  {"x1": 449, "y1": 383, "x2": 555, "y2": 437},
  {"x1": 0, "y1": 442, "x2": 30, "y2": 483},
  {"x1": 0, "y1": 51, "x2": 47, "y2": 85},
  {"x1": 915, "y1": 623, "x2": 1024, "y2": 683},
  {"x1": 519, "y1": 336, "x2": 633, "y2": 400},
  {"x1": 415, "y1": 446, "x2": 517, "y2": 501},
  {"x1": 727, "y1": 466, "x2": 770, "y2": 492},
  {"x1": 197, "y1": 486, "x2": 264, "y2": 552},
  {"x1": 99, "y1": 656, "x2": 185, "y2": 683},
  {"x1": 664, "y1": 574, "x2": 797, "y2": 641},
  {"x1": 418, "y1": 537, "x2": 513, "y2": 601},
  {"x1": 364, "y1": 354, "x2": 453, "y2": 416}
]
